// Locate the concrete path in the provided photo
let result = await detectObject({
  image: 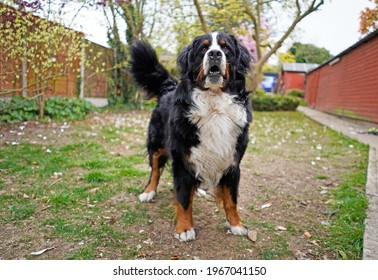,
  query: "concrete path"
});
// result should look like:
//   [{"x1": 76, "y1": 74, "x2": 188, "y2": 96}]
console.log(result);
[
  {"x1": 85, "y1": 98, "x2": 108, "y2": 108},
  {"x1": 297, "y1": 106, "x2": 378, "y2": 260}
]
